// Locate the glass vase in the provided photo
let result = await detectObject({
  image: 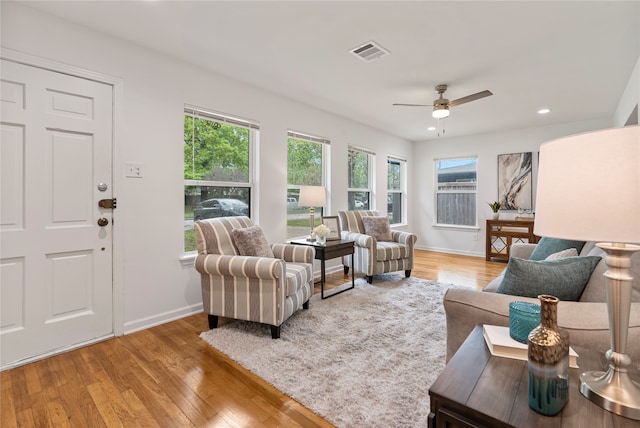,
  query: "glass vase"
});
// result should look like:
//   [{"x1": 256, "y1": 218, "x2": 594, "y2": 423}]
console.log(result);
[
  {"x1": 316, "y1": 234, "x2": 326, "y2": 244},
  {"x1": 509, "y1": 301, "x2": 540, "y2": 344},
  {"x1": 527, "y1": 294, "x2": 570, "y2": 416}
]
